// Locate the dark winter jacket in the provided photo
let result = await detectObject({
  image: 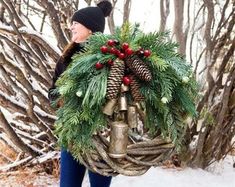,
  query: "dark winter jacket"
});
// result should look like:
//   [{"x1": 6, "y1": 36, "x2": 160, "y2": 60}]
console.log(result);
[{"x1": 48, "y1": 43, "x2": 84, "y2": 102}]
